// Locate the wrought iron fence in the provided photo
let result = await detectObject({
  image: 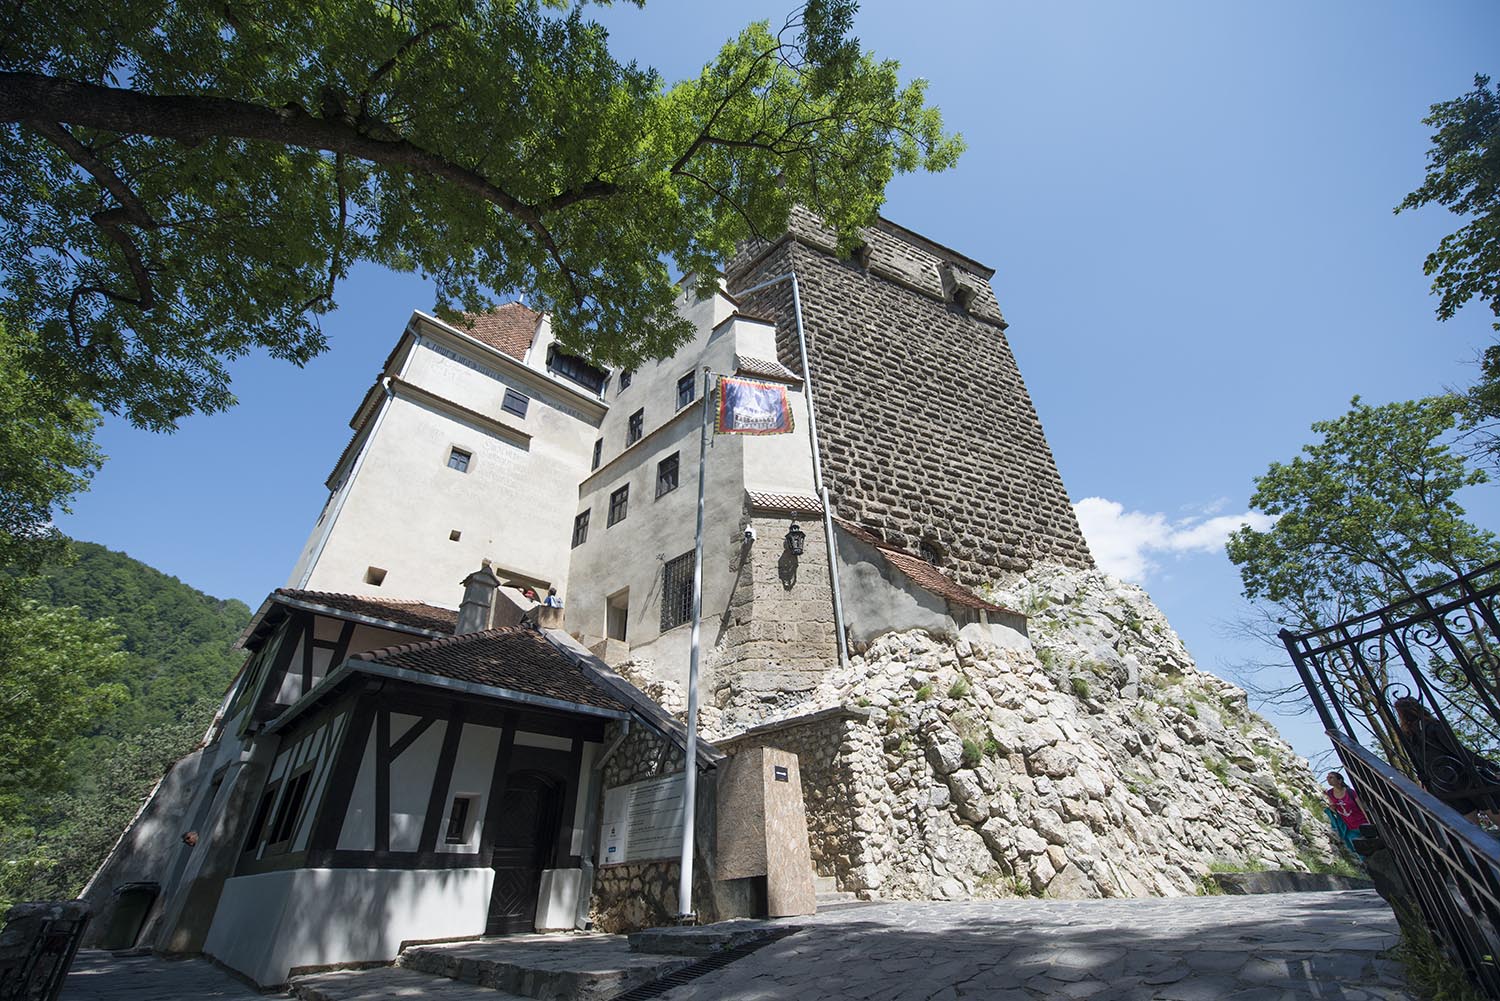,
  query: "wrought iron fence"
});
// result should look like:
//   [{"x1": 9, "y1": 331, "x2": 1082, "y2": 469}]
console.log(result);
[{"x1": 1282, "y1": 559, "x2": 1500, "y2": 997}]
